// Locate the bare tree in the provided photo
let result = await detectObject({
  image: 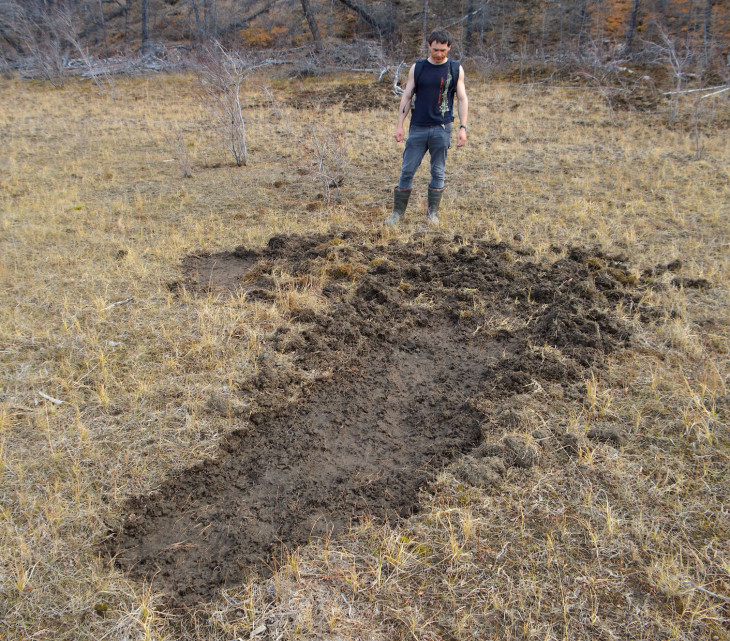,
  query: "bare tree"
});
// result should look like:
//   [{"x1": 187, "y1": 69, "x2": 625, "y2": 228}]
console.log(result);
[
  {"x1": 334, "y1": 0, "x2": 392, "y2": 37},
  {"x1": 300, "y1": 0, "x2": 322, "y2": 50},
  {"x1": 190, "y1": 0, "x2": 203, "y2": 40},
  {"x1": 464, "y1": 0, "x2": 476, "y2": 55},
  {"x1": 189, "y1": 0, "x2": 221, "y2": 41},
  {"x1": 203, "y1": 0, "x2": 218, "y2": 40},
  {"x1": 625, "y1": 0, "x2": 641, "y2": 53},
  {"x1": 422, "y1": 0, "x2": 429, "y2": 53},
  {"x1": 703, "y1": 0, "x2": 712, "y2": 64},
  {"x1": 124, "y1": 0, "x2": 131, "y2": 48},
  {"x1": 141, "y1": 0, "x2": 150, "y2": 53},
  {"x1": 94, "y1": 0, "x2": 108, "y2": 56},
  {"x1": 578, "y1": 0, "x2": 589, "y2": 53}
]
